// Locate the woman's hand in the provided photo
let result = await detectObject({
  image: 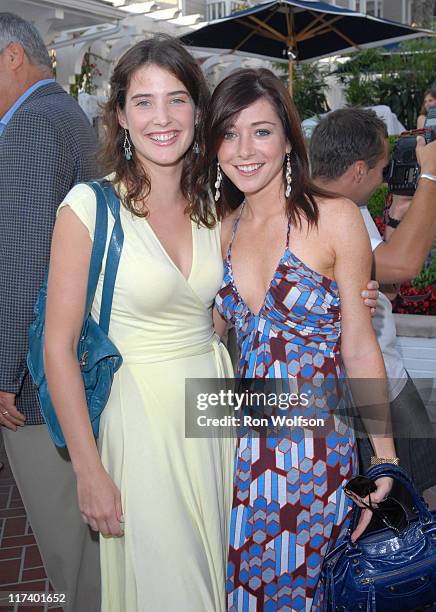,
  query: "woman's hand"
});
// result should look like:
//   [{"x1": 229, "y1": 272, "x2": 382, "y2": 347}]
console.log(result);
[
  {"x1": 77, "y1": 467, "x2": 124, "y2": 537},
  {"x1": 350, "y1": 476, "x2": 394, "y2": 542},
  {"x1": 361, "y1": 279, "x2": 379, "y2": 317}
]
